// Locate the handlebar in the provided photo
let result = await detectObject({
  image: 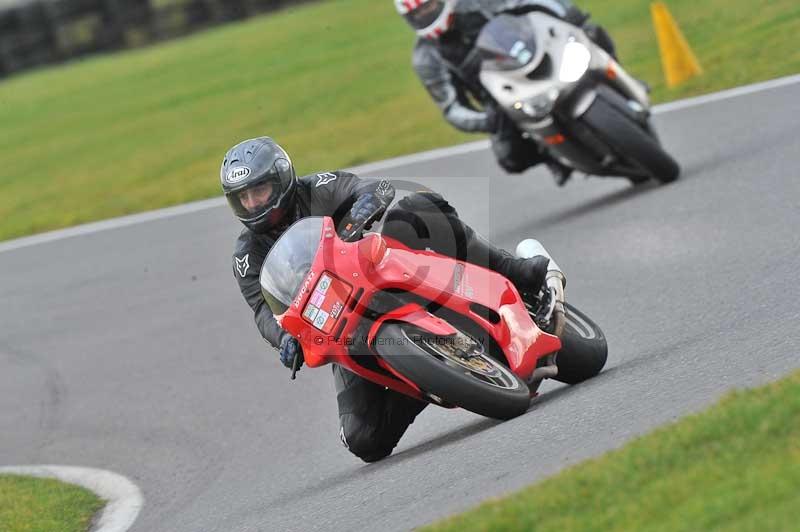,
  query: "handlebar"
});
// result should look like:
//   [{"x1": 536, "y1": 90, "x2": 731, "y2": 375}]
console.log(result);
[{"x1": 339, "y1": 206, "x2": 387, "y2": 243}]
